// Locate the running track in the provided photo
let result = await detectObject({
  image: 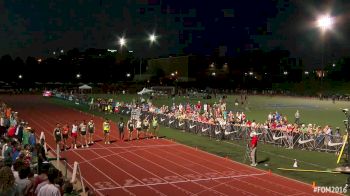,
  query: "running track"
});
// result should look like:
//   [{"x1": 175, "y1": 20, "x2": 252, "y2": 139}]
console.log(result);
[{"x1": 2, "y1": 95, "x2": 338, "y2": 196}]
